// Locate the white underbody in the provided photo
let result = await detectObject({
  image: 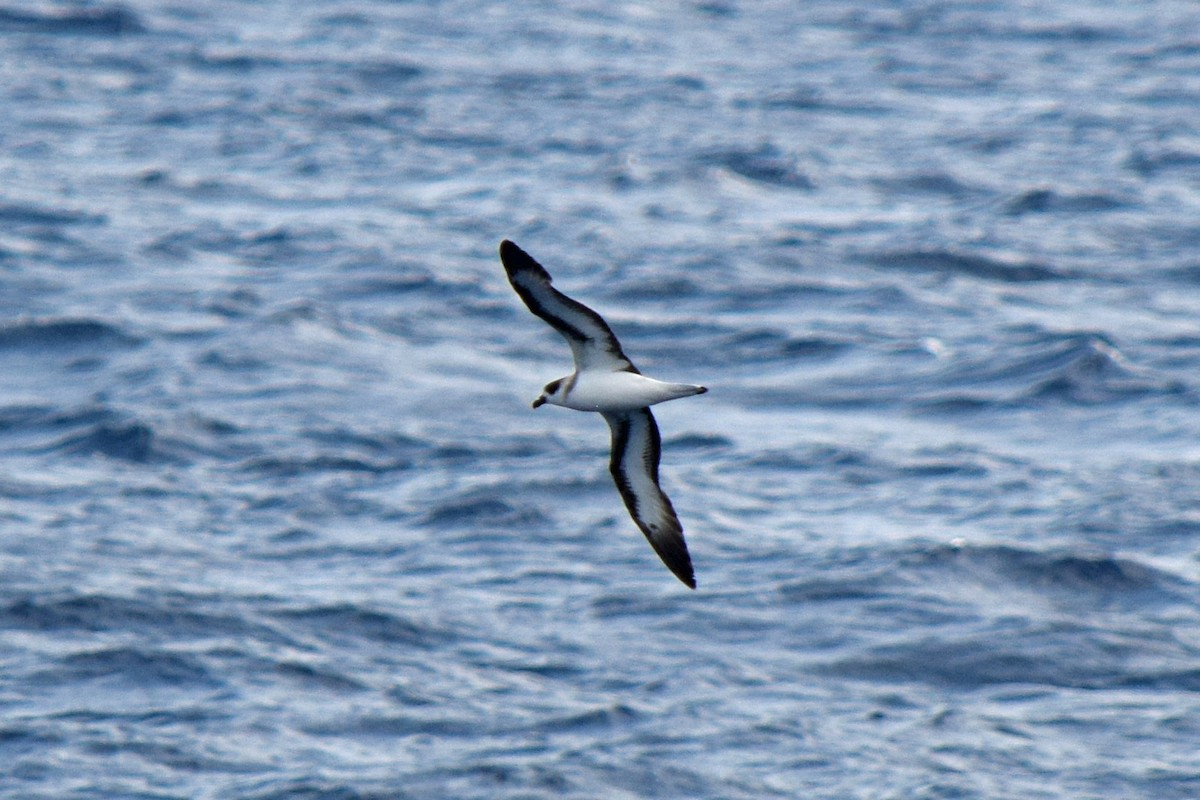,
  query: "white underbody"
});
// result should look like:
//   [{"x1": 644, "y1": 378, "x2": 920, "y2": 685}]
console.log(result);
[{"x1": 548, "y1": 370, "x2": 705, "y2": 412}]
